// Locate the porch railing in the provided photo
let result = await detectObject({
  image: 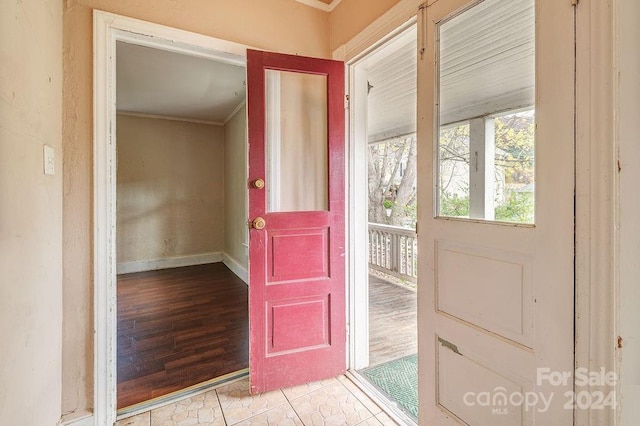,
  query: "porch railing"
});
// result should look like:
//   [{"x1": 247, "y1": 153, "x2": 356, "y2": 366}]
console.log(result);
[{"x1": 368, "y1": 222, "x2": 418, "y2": 283}]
